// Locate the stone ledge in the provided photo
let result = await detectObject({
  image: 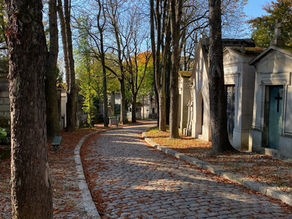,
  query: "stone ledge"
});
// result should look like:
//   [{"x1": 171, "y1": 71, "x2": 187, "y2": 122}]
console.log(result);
[
  {"x1": 142, "y1": 132, "x2": 292, "y2": 207},
  {"x1": 74, "y1": 130, "x2": 103, "y2": 219}
]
